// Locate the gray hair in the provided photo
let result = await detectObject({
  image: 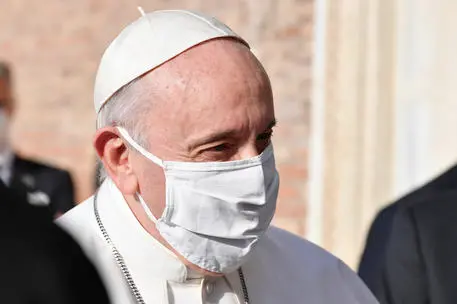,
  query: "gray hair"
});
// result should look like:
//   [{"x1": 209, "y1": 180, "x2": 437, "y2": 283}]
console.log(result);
[{"x1": 96, "y1": 76, "x2": 154, "y2": 184}]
